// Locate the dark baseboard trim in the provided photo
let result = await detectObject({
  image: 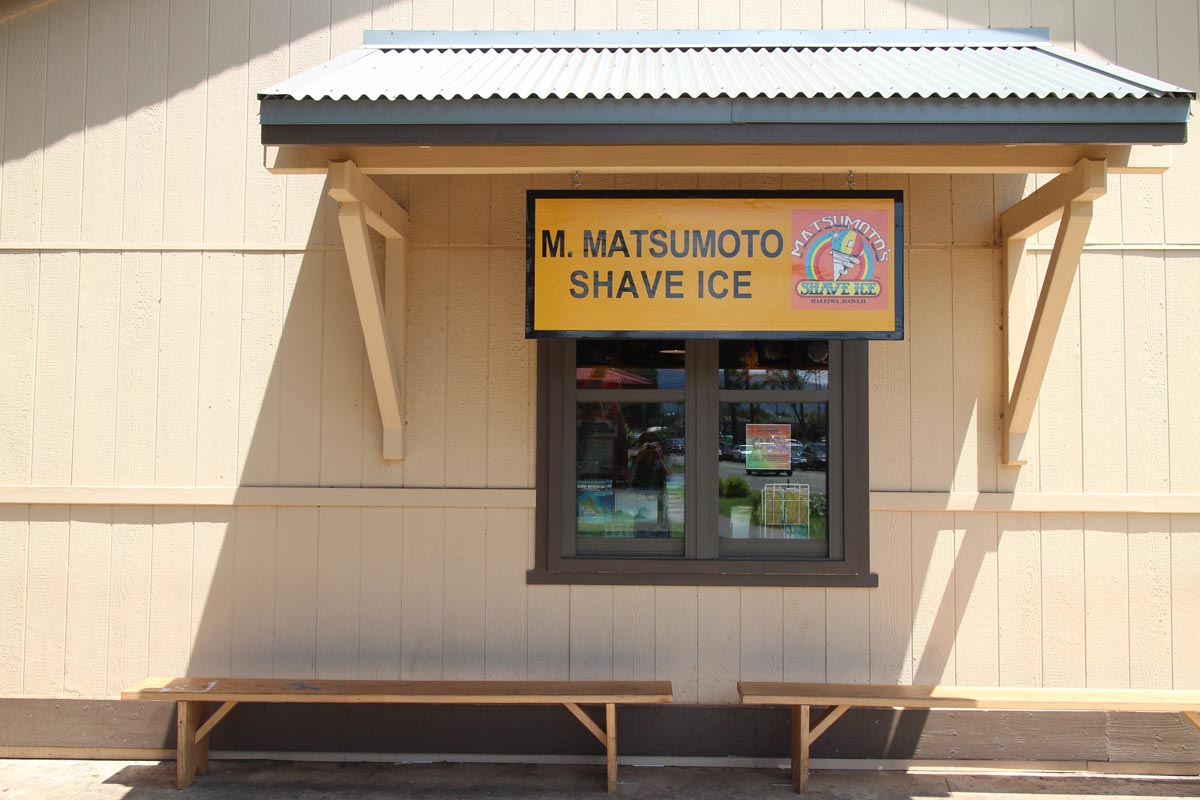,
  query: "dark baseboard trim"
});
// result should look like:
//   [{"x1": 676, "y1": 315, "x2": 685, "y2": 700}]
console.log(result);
[{"x1": 1, "y1": 699, "x2": 1198, "y2": 764}]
